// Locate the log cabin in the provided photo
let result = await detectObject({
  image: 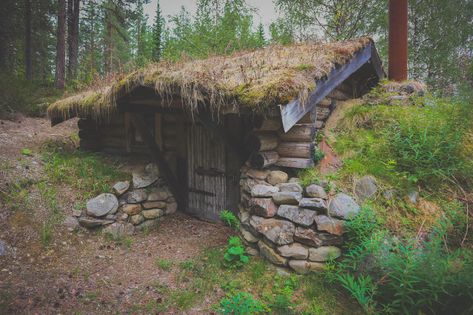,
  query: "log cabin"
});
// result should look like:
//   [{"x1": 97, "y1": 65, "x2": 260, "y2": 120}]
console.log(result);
[{"x1": 48, "y1": 37, "x2": 384, "y2": 222}]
